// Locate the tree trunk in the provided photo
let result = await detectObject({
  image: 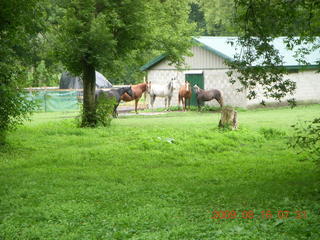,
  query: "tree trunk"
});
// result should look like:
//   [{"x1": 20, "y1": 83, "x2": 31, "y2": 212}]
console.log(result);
[
  {"x1": 81, "y1": 62, "x2": 96, "y2": 127},
  {"x1": 218, "y1": 107, "x2": 238, "y2": 130}
]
